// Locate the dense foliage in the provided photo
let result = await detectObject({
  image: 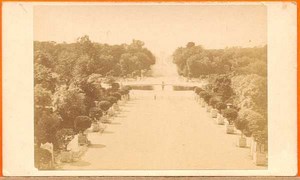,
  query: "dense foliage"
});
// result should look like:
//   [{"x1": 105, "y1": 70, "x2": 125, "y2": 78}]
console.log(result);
[
  {"x1": 180, "y1": 42, "x2": 267, "y2": 147},
  {"x1": 34, "y1": 36, "x2": 155, "y2": 84},
  {"x1": 173, "y1": 42, "x2": 267, "y2": 78},
  {"x1": 34, "y1": 36, "x2": 153, "y2": 153}
]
